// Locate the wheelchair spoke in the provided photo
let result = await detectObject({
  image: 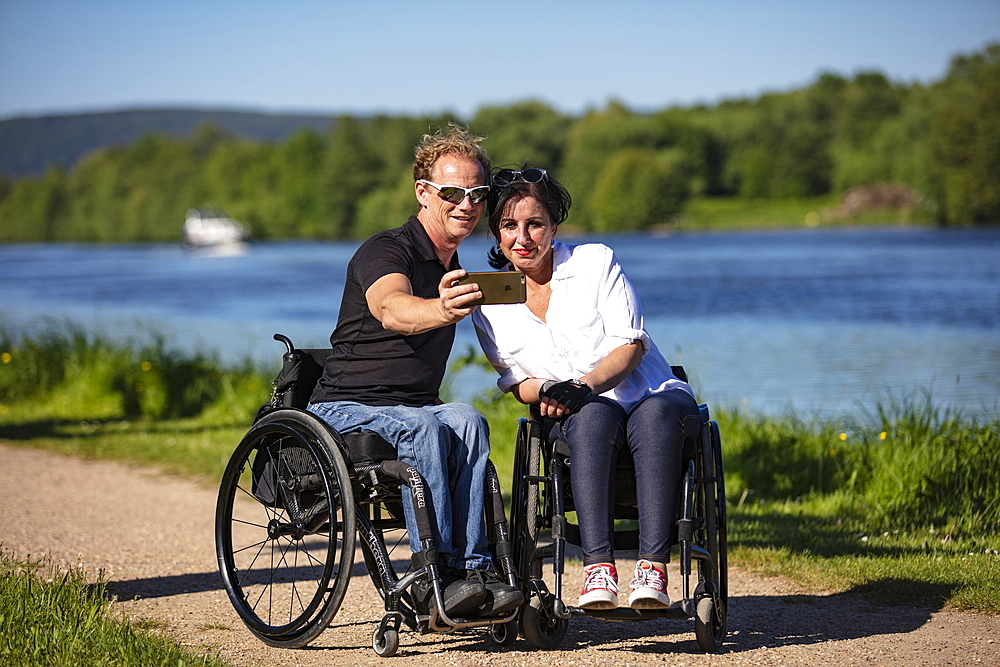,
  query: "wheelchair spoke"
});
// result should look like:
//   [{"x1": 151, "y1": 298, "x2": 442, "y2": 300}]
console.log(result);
[
  {"x1": 216, "y1": 410, "x2": 356, "y2": 646},
  {"x1": 237, "y1": 538, "x2": 273, "y2": 589}
]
